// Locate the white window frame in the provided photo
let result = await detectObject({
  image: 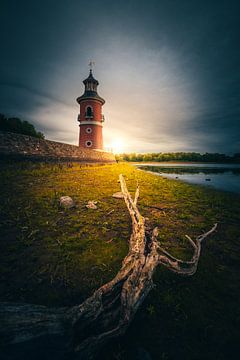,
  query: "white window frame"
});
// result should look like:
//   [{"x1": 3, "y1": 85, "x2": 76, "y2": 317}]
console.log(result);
[
  {"x1": 86, "y1": 127, "x2": 92, "y2": 134},
  {"x1": 85, "y1": 140, "x2": 93, "y2": 148}
]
